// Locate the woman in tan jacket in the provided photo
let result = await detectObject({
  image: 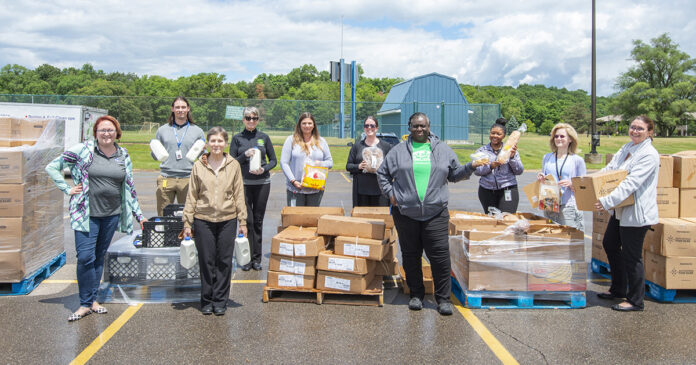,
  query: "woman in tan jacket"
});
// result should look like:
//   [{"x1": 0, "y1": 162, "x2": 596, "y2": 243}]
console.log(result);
[{"x1": 183, "y1": 126, "x2": 247, "y2": 316}]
